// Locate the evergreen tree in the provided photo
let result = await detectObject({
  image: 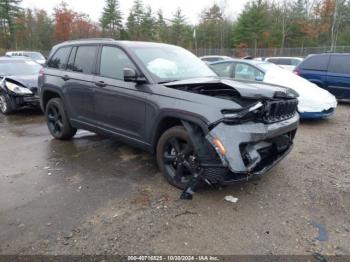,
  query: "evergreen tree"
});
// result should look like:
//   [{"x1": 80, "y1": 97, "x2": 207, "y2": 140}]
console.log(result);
[
  {"x1": 198, "y1": 4, "x2": 225, "y2": 49},
  {"x1": 232, "y1": 0, "x2": 270, "y2": 49},
  {"x1": 0, "y1": 0, "x2": 22, "y2": 48},
  {"x1": 170, "y1": 8, "x2": 187, "y2": 46},
  {"x1": 100, "y1": 0, "x2": 122, "y2": 38},
  {"x1": 155, "y1": 9, "x2": 168, "y2": 42},
  {"x1": 140, "y1": 6, "x2": 155, "y2": 40},
  {"x1": 126, "y1": 0, "x2": 144, "y2": 40}
]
